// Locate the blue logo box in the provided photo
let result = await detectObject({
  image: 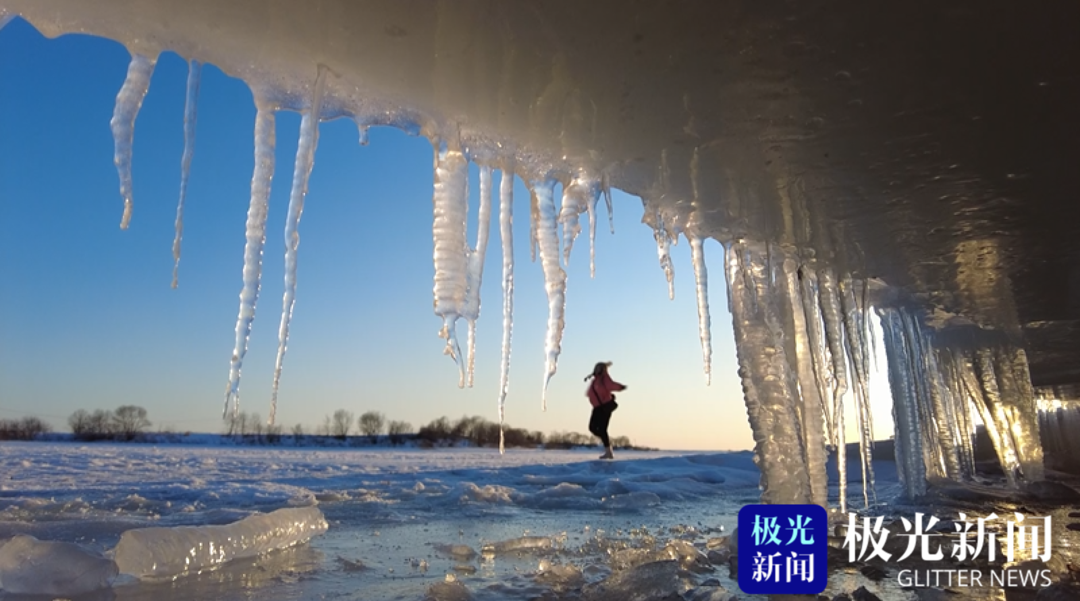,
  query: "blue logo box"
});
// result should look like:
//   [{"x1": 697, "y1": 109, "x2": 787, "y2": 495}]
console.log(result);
[{"x1": 737, "y1": 504, "x2": 828, "y2": 595}]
